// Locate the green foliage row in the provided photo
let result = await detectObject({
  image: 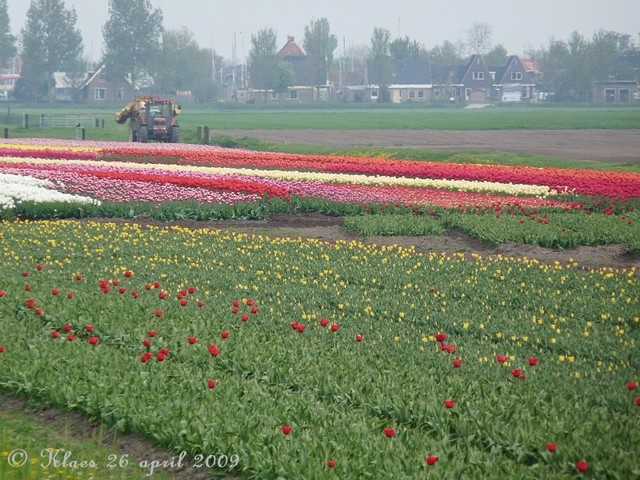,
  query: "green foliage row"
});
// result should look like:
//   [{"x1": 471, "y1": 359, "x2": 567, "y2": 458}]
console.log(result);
[{"x1": 6, "y1": 197, "x2": 640, "y2": 252}]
